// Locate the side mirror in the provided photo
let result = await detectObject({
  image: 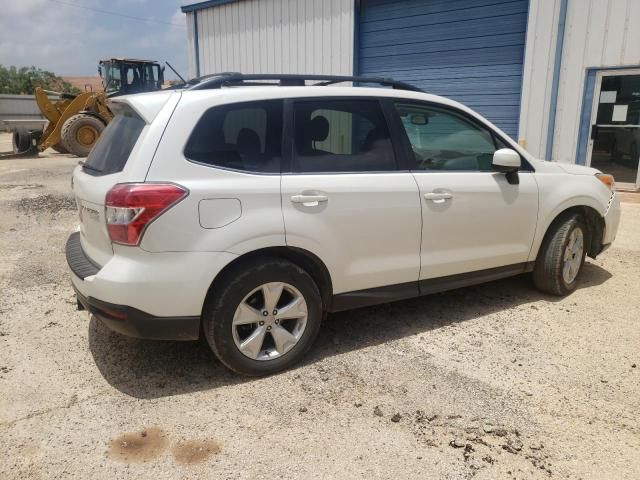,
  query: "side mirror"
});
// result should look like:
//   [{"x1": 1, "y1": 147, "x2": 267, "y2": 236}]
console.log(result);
[{"x1": 492, "y1": 148, "x2": 521, "y2": 185}]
